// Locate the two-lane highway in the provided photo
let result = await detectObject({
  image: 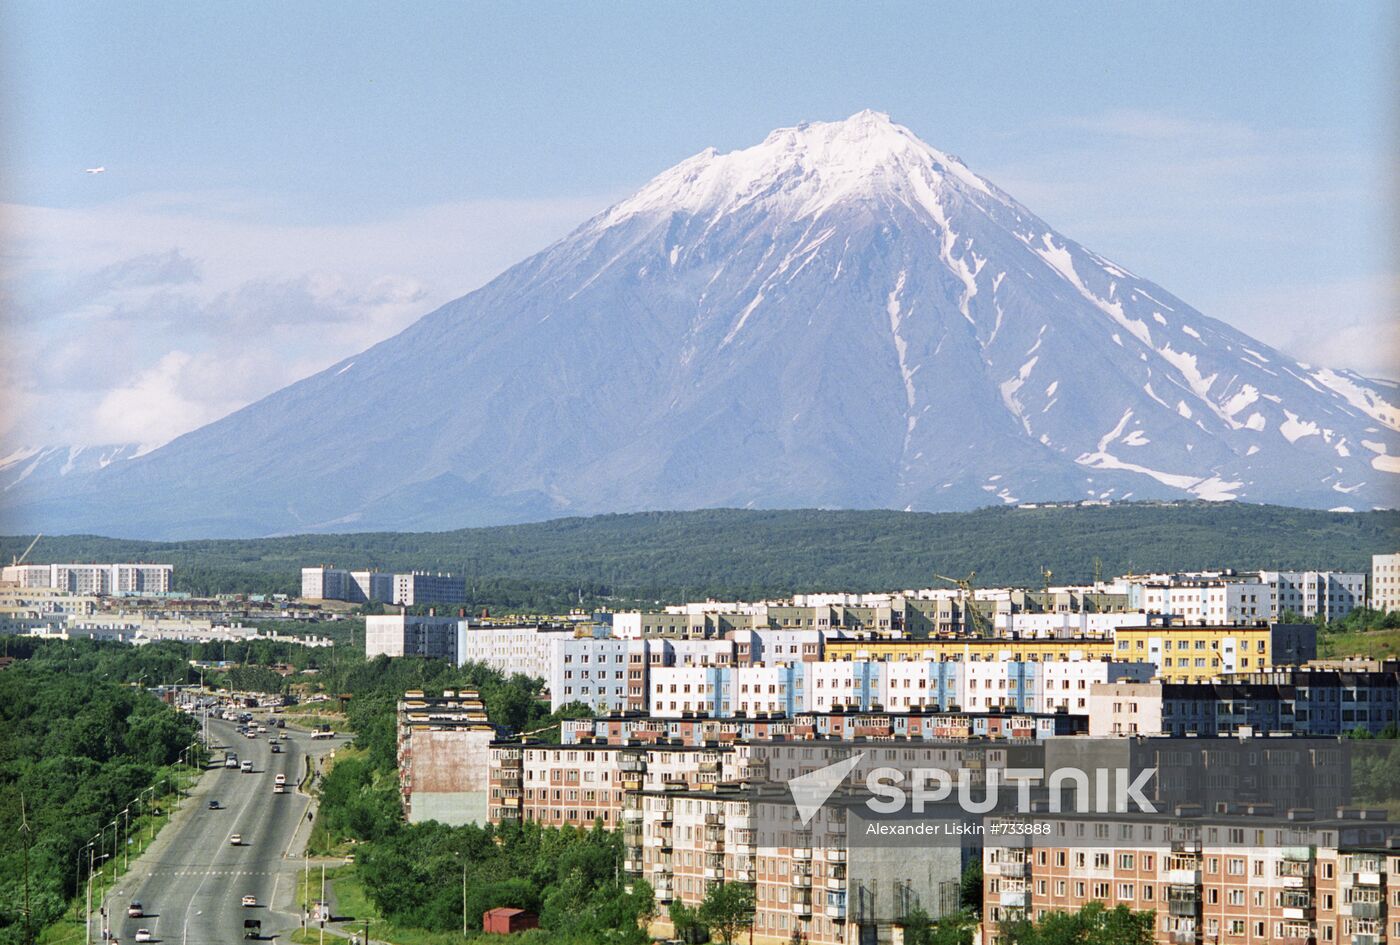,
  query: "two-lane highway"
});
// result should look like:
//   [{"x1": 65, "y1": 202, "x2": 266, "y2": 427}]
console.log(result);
[{"x1": 108, "y1": 716, "x2": 339, "y2": 945}]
